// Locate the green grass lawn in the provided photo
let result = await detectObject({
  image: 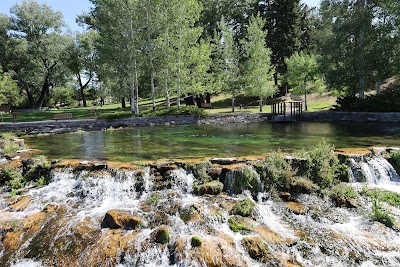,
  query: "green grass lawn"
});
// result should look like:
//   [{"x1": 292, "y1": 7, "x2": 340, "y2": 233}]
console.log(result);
[{"x1": 0, "y1": 93, "x2": 336, "y2": 123}]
